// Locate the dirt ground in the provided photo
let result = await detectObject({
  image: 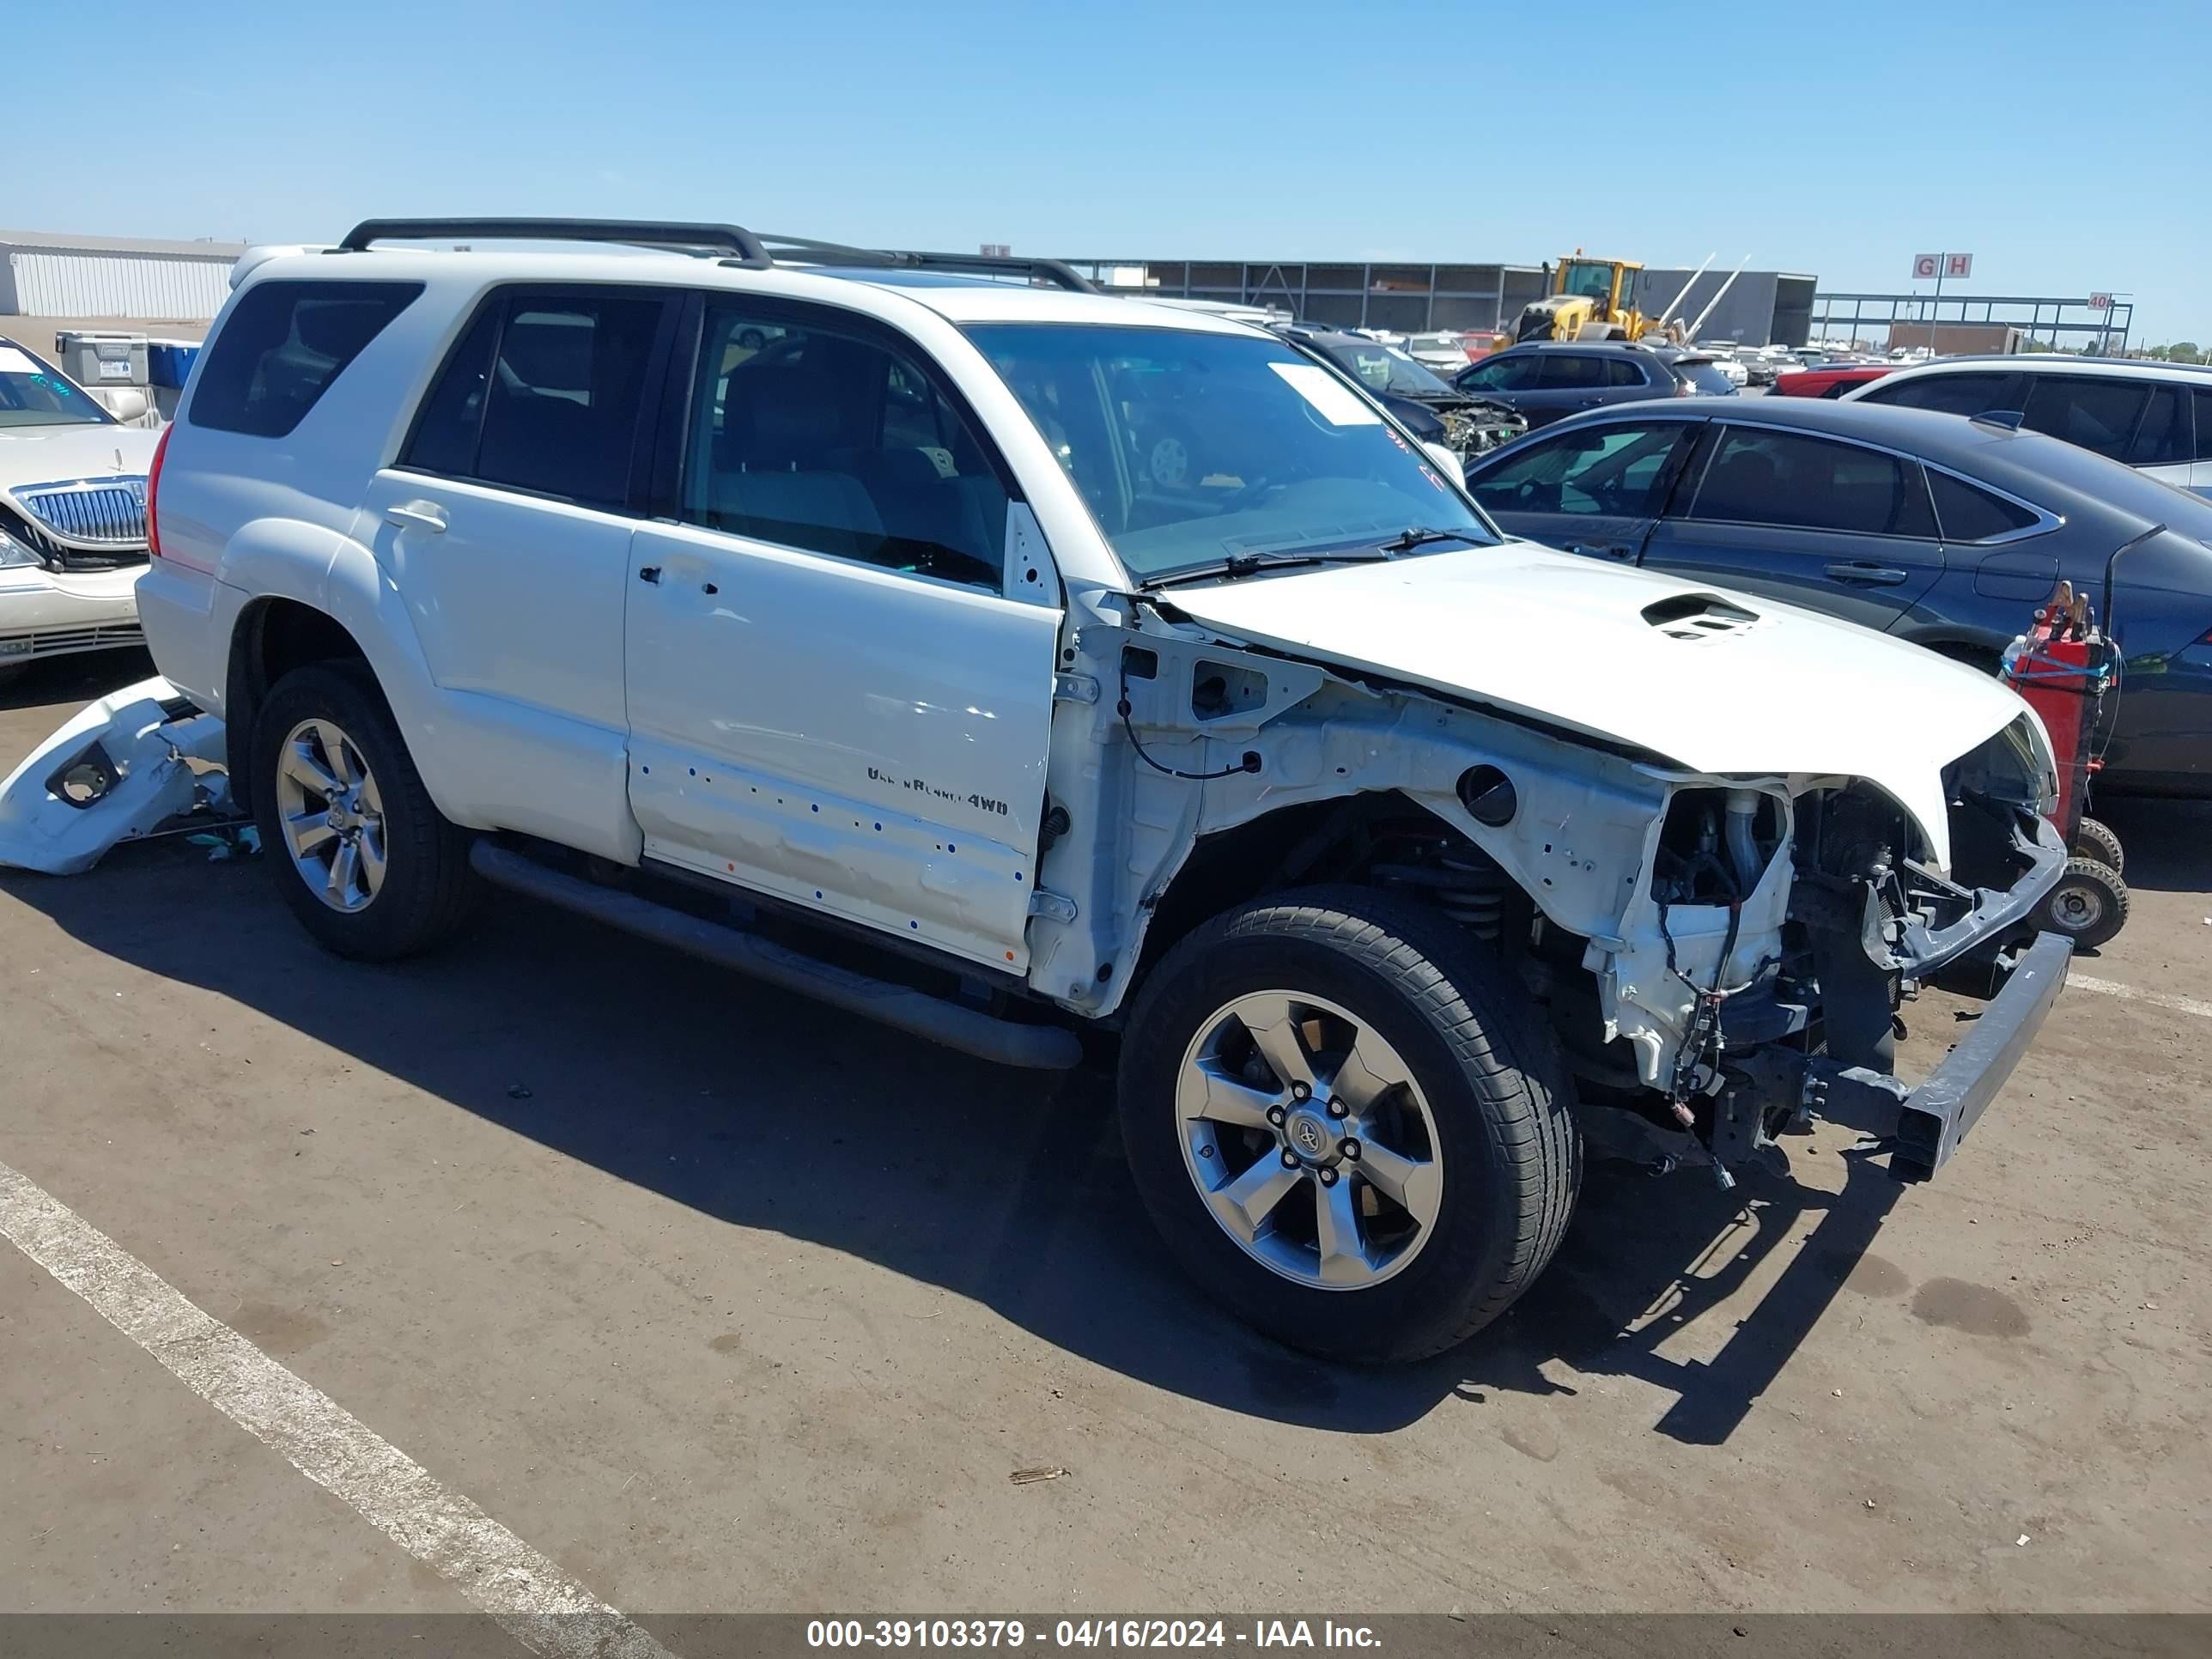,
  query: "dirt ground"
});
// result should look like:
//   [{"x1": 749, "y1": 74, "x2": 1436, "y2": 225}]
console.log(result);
[{"x1": 1, "y1": 649, "x2": 2206, "y2": 1619}]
